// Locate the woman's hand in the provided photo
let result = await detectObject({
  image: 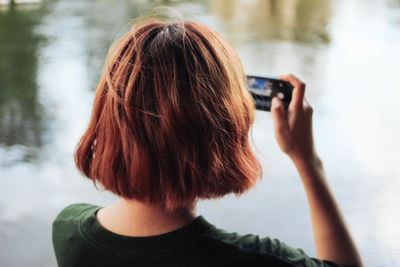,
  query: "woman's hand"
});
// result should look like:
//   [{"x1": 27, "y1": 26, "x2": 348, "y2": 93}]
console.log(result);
[
  {"x1": 270, "y1": 74, "x2": 363, "y2": 266},
  {"x1": 271, "y1": 74, "x2": 317, "y2": 164}
]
